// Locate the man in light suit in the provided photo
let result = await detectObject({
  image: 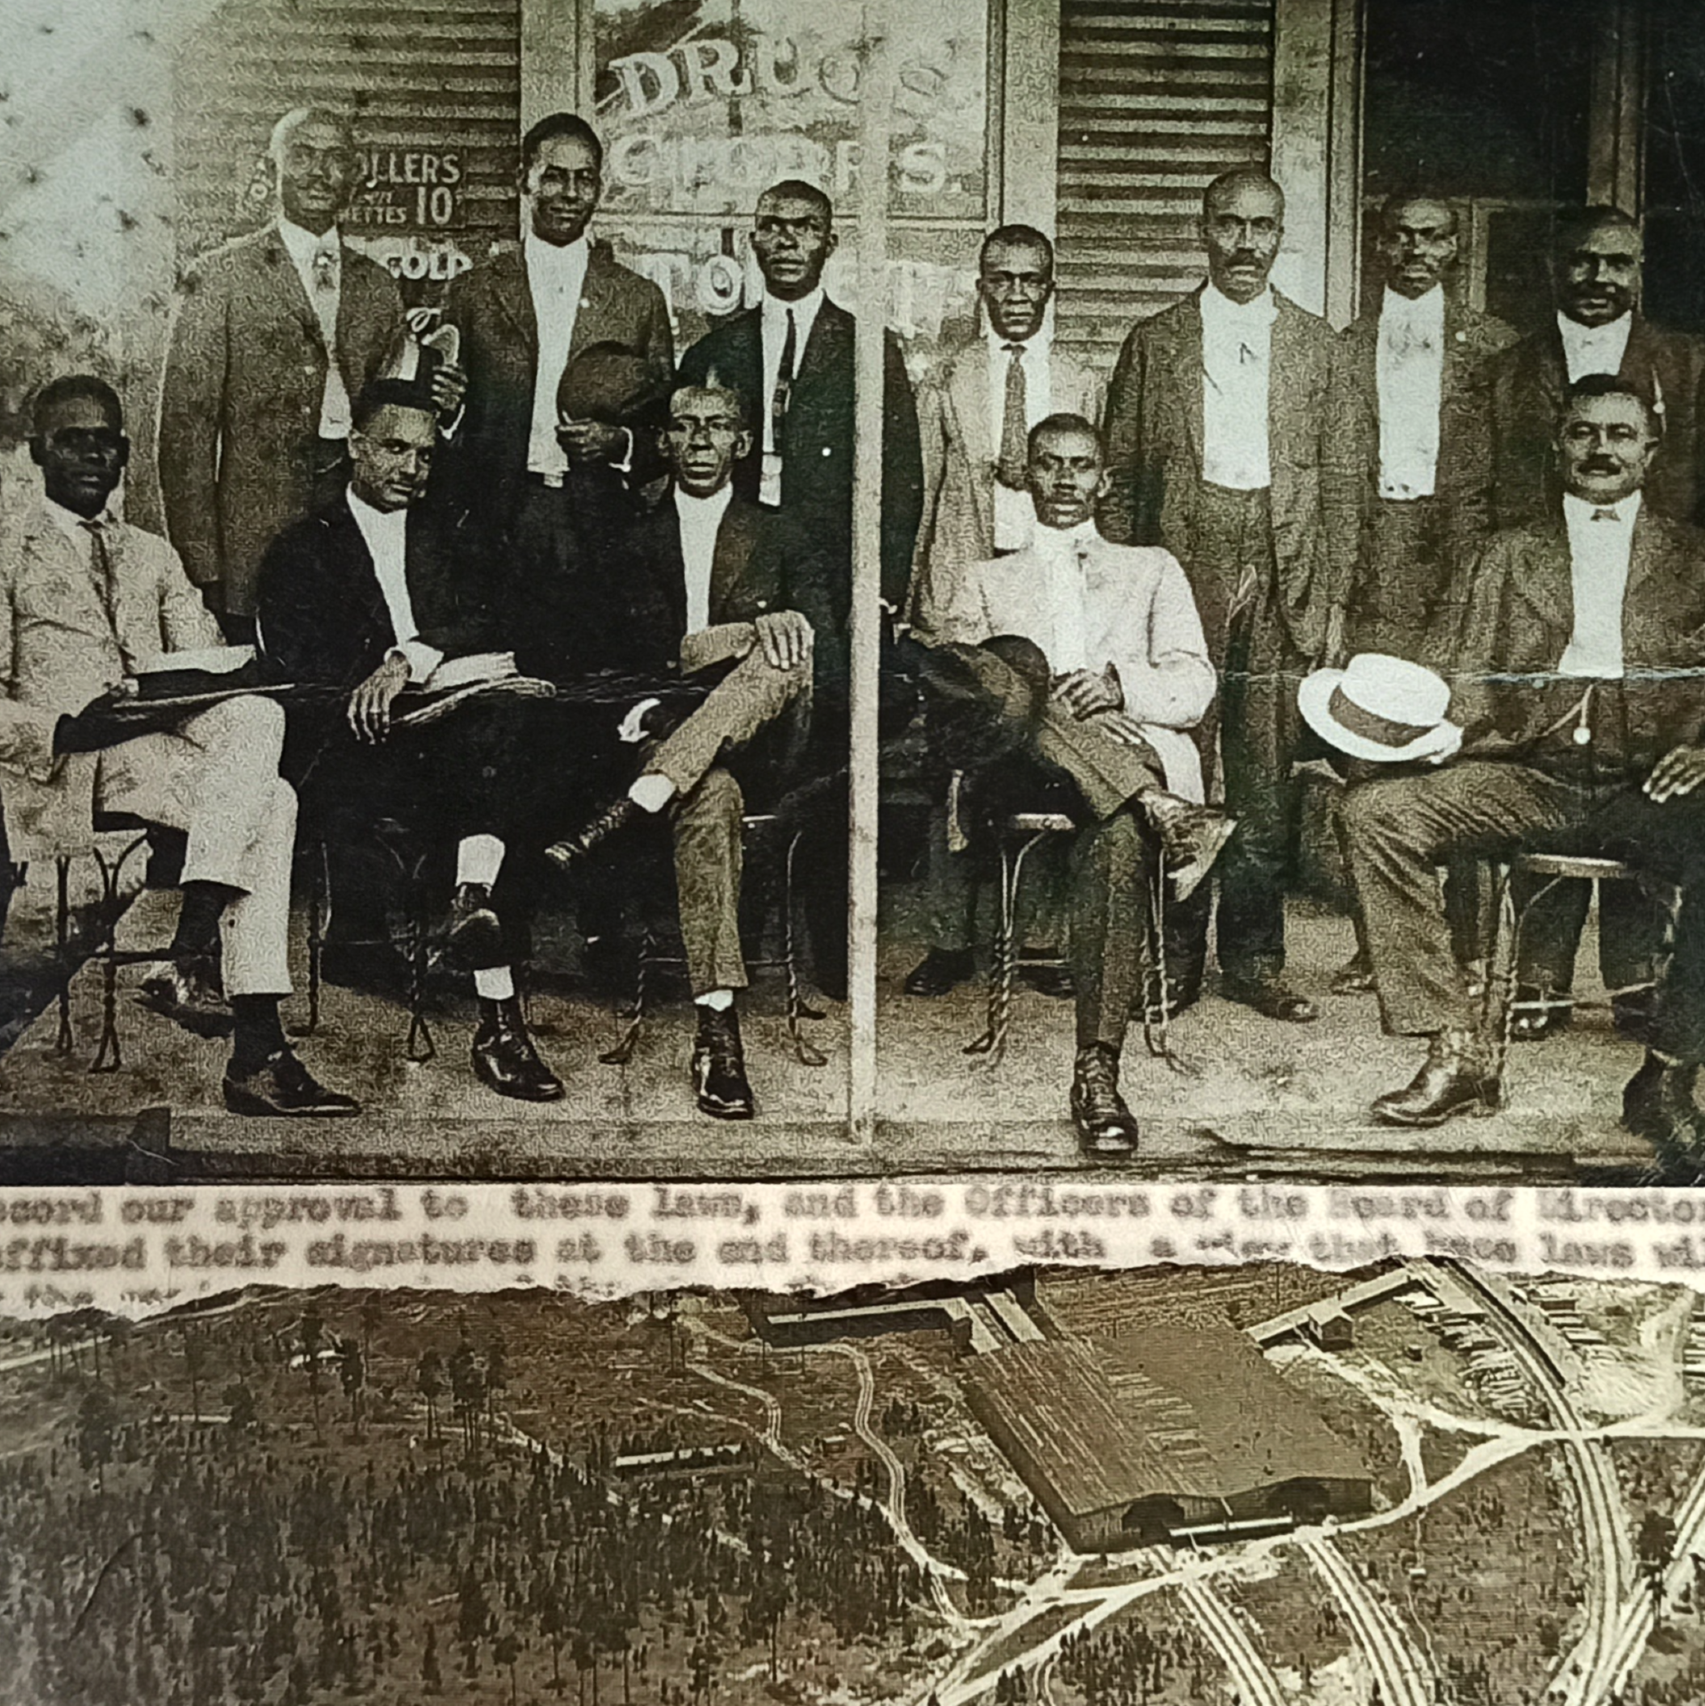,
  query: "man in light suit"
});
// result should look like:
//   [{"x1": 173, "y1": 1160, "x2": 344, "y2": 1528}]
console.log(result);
[
  {"x1": 157, "y1": 107, "x2": 458, "y2": 639},
  {"x1": 1320, "y1": 193, "x2": 1516, "y2": 996},
  {"x1": 904, "y1": 225, "x2": 1102, "y2": 997},
  {"x1": 444, "y1": 111, "x2": 674, "y2": 543},
  {"x1": 533, "y1": 382, "x2": 815, "y2": 1120},
  {"x1": 1470, "y1": 206, "x2": 1705, "y2": 1040},
  {"x1": 1342, "y1": 377, "x2": 1705, "y2": 1157},
  {"x1": 1101, "y1": 167, "x2": 1337, "y2": 1024},
  {"x1": 3, "y1": 377, "x2": 357, "y2": 1116},
  {"x1": 932, "y1": 414, "x2": 1227, "y2": 1155}
]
